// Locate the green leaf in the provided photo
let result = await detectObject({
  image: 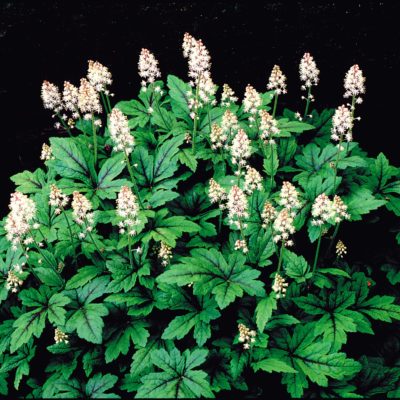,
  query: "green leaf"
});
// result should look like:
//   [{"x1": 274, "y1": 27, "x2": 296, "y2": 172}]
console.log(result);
[
  {"x1": 10, "y1": 310, "x2": 46, "y2": 353},
  {"x1": 10, "y1": 168, "x2": 47, "y2": 194},
  {"x1": 47, "y1": 293, "x2": 70, "y2": 325},
  {"x1": 105, "y1": 321, "x2": 150, "y2": 363},
  {"x1": 85, "y1": 373, "x2": 119, "y2": 398},
  {"x1": 65, "y1": 265, "x2": 101, "y2": 289},
  {"x1": 252, "y1": 358, "x2": 297, "y2": 374},
  {"x1": 158, "y1": 249, "x2": 265, "y2": 309},
  {"x1": 50, "y1": 137, "x2": 91, "y2": 184},
  {"x1": 263, "y1": 145, "x2": 279, "y2": 177},
  {"x1": 344, "y1": 186, "x2": 385, "y2": 221},
  {"x1": 283, "y1": 250, "x2": 312, "y2": 283},
  {"x1": 273, "y1": 324, "x2": 361, "y2": 397},
  {"x1": 337, "y1": 155, "x2": 368, "y2": 169},
  {"x1": 116, "y1": 100, "x2": 149, "y2": 128},
  {"x1": 178, "y1": 148, "x2": 198, "y2": 172},
  {"x1": 153, "y1": 135, "x2": 185, "y2": 184},
  {"x1": 136, "y1": 348, "x2": 214, "y2": 398},
  {"x1": 148, "y1": 190, "x2": 179, "y2": 208},
  {"x1": 369, "y1": 152, "x2": 398, "y2": 192},
  {"x1": 278, "y1": 119, "x2": 314, "y2": 135},
  {"x1": 96, "y1": 153, "x2": 128, "y2": 199},
  {"x1": 167, "y1": 75, "x2": 192, "y2": 120},
  {"x1": 356, "y1": 295, "x2": 400, "y2": 322},
  {"x1": 66, "y1": 303, "x2": 109, "y2": 344},
  {"x1": 255, "y1": 294, "x2": 277, "y2": 332},
  {"x1": 294, "y1": 288, "x2": 357, "y2": 351},
  {"x1": 161, "y1": 295, "x2": 220, "y2": 346},
  {"x1": 144, "y1": 209, "x2": 200, "y2": 247}
]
